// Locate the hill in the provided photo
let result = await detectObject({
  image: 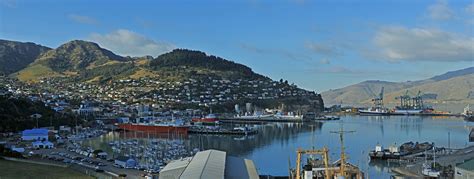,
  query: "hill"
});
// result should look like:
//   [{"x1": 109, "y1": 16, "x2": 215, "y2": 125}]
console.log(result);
[
  {"x1": 0, "y1": 39, "x2": 51, "y2": 75},
  {"x1": 15, "y1": 40, "x2": 131, "y2": 82},
  {"x1": 149, "y1": 49, "x2": 267, "y2": 81},
  {"x1": 321, "y1": 67, "x2": 474, "y2": 106}
]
